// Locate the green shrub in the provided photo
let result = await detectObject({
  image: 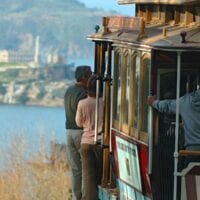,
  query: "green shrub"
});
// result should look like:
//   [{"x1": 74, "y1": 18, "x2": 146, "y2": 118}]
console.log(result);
[
  {"x1": 37, "y1": 88, "x2": 46, "y2": 100},
  {"x1": 16, "y1": 93, "x2": 29, "y2": 104},
  {"x1": 51, "y1": 87, "x2": 65, "y2": 99}
]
